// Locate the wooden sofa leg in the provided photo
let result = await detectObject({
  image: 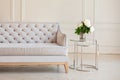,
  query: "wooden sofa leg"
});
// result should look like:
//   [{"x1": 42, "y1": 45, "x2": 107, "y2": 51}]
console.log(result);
[{"x1": 64, "y1": 63, "x2": 68, "y2": 73}]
